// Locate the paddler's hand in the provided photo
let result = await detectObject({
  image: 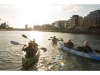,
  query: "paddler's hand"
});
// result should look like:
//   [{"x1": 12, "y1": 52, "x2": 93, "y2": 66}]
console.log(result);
[
  {"x1": 22, "y1": 44, "x2": 27, "y2": 51},
  {"x1": 24, "y1": 44, "x2": 27, "y2": 46}
]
